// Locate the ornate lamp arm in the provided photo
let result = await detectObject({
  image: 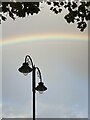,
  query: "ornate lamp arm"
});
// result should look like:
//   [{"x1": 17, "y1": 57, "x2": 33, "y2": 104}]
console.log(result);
[
  {"x1": 25, "y1": 55, "x2": 34, "y2": 68},
  {"x1": 36, "y1": 67, "x2": 42, "y2": 82}
]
